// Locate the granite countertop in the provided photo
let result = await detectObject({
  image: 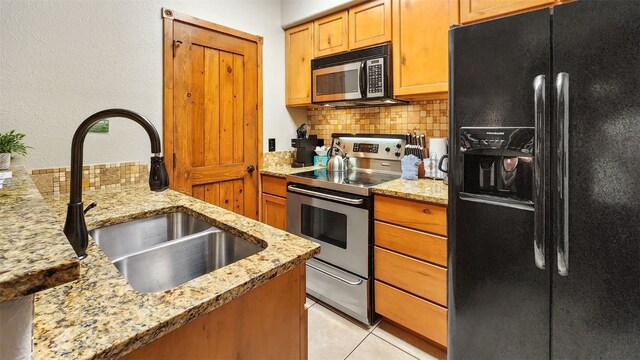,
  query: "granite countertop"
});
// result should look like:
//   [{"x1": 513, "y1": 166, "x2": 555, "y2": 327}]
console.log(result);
[
  {"x1": 372, "y1": 178, "x2": 448, "y2": 205},
  {"x1": 0, "y1": 166, "x2": 79, "y2": 303},
  {"x1": 33, "y1": 185, "x2": 320, "y2": 359},
  {"x1": 260, "y1": 164, "x2": 324, "y2": 178}
]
